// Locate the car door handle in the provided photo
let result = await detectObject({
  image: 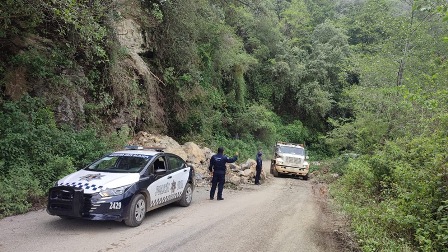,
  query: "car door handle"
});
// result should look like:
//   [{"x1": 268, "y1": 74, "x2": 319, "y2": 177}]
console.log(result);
[
  {"x1": 183, "y1": 169, "x2": 188, "y2": 172},
  {"x1": 167, "y1": 176, "x2": 172, "y2": 179}
]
